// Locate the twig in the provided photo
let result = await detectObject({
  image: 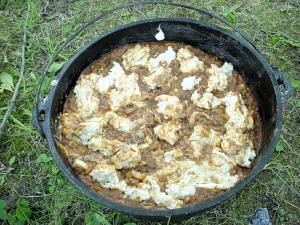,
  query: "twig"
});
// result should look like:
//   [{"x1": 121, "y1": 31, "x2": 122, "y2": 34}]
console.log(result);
[
  {"x1": 283, "y1": 199, "x2": 300, "y2": 211},
  {"x1": 0, "y1": 1, "x2": 29, "y2": 138},
  {"x1": 21, "y1": 194, "x2": 52, "y2": 198}
]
